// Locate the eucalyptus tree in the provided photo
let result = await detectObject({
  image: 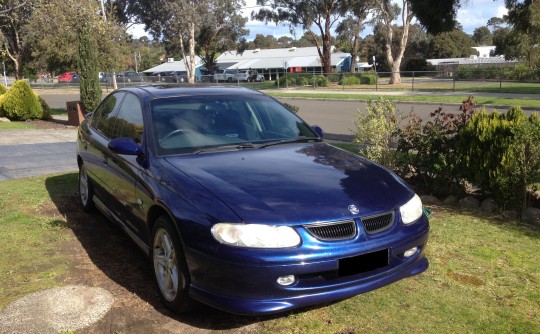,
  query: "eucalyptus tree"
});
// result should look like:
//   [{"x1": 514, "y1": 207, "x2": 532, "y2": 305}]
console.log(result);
[
  {"x1": 336, "y1": 0, "x2": 377, "y2": 73},
  {"x1": 0, "y1": 0, "x2": 34, "y2": 79},
  {"x1": 375, "y1": 0, "x2": 414, "y2": 84},
  {"x1": 128, "y1": 0, "x2": 247, "y2": 84},
  {"x1": 253, "y1": 0, "x2": 348, "y2": 74}
]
